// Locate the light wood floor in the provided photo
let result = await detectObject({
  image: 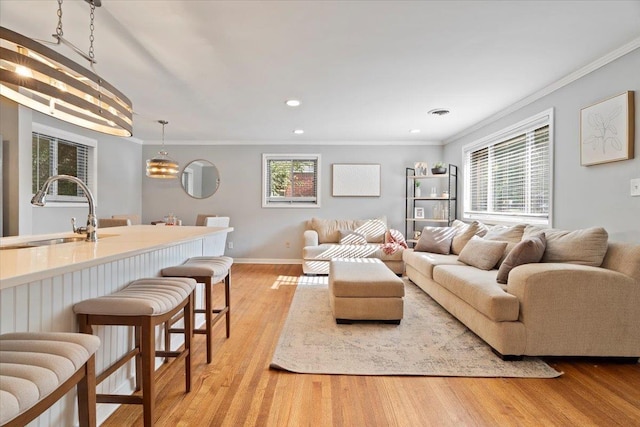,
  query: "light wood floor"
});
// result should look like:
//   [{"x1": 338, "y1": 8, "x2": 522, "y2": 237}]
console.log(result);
[{"x1": 102, "y1": 264, "x2": 640, "y2": 427}]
